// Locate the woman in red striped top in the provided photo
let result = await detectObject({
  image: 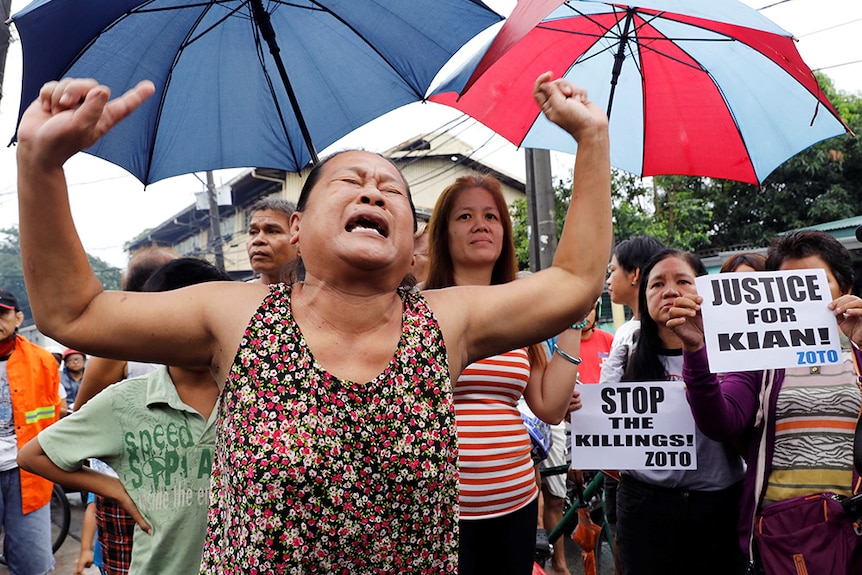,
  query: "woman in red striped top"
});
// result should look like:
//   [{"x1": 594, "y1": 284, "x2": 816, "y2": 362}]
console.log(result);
[{"x1": 425, "y1": 174, "x2": 590, "y2": 575}]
